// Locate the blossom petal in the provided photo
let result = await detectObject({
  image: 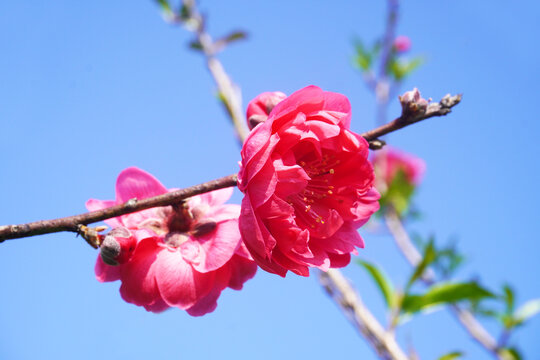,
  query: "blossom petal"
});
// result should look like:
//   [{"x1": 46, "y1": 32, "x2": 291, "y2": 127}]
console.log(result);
[
  {"x1": 186, "y1": 265, "x2": 231, "y2": 316},
  {"x1": 154, "y1": 247, "x2": 215, "y2": 309},
  {"x1": 86, "y1": 199, "x2": 123, "y2": 227},
  {"x1": 192, "y1": 217, "x2": 242, "y2": 273},
  {"x1": 327, "y1": 252, "x2": 351, "y2": 268},
  {"x1": 119, "y1": 238, "x2": 161, "y2": 307},
  {"x1": 115, "y1": 167, "x2": 168, "y2": 203},
  {"x1": 228, "y1": 254, "x2": 258, "y2": 290},
  {"x1": 311, "y1": 225, "x2": 364, "y2": 255},
  {"x1": 203, "y1": 204, "x2": 240, "y2": 223},
  {"x1": 268, "y1": 86, "x2": 325, "y2": 129},
  {"x1": 321, "y1": 92, "x2": 351, "y2": 128},
  {"x1": 245, "y1": 158, "x2": 278, "y2": 209},
  {"x1": 94, "y1": 256, "x2": 121, "y2": 282},
  {"x1": 351, "y1": 187, "x2": 380, "y2": 227},
  {"x1": 144, "y1": 298, "x2": 170, "y2": 313},
  {"x1": 274, "y1": 158, "x2": 310, "y2": 198},
  {"x1": 271, "y1": 248, "x2": 310, "y2": 277},
  {"x1": 239, "y1": 194, "x2": 276, "y2": 258},
  {"x1": 239, "y1": 122, "x2": 278, "y2": 188},
  {"x1": 235, "y1": 241, "x2": 254, "y2": 260},
  {"x1": 239, "y1": 132, "x2": 280, "y2": 193},
  {"x1": 198, "y1": 187, "x2": 233, "y2": 208}
]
